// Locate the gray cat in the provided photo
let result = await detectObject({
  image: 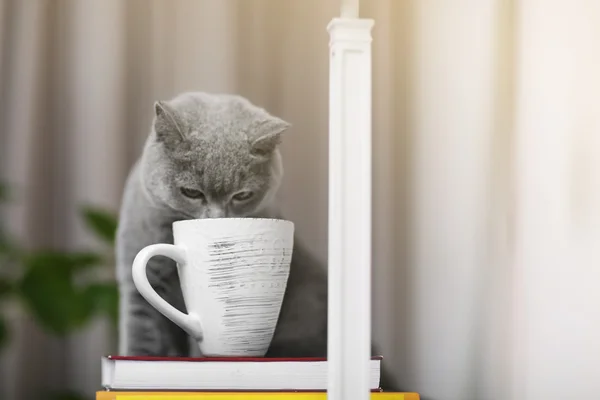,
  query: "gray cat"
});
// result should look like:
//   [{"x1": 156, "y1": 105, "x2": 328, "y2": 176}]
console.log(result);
[{"x1": 115, "y1": 91, "x2": 398, "y2": 390}]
